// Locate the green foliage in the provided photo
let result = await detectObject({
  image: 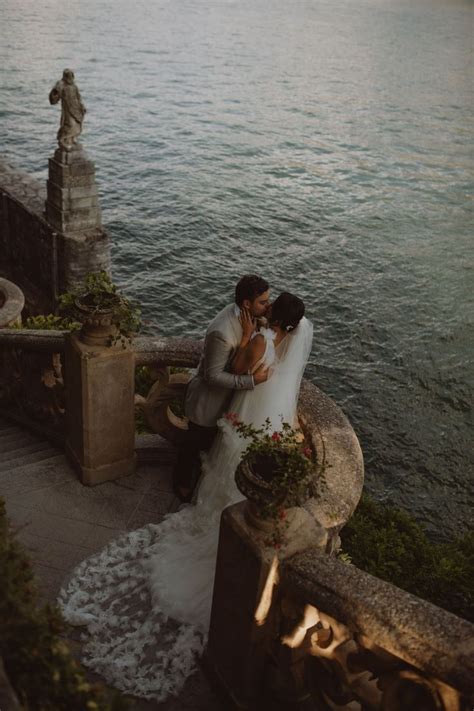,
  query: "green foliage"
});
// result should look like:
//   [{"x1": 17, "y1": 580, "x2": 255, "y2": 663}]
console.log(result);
[
  {"x1": 10, "y1": 314, "x2": 81, "y2": 331},
  {"x1": 134, "y1": 366, "x2": 155, "y2": 398},
  {"x1": 341, "y1": 495, "x2": 474, "y2": 622},
  {"x1": 59, "y1": 271, "x2": 141, "y2": 344},
  {"x1": 135, "y1": 409, "x2": 153, "y2": 435},
  {"x1": 0, "y1": 499, "x2": 129, "y2": 710},
  {"x1": 231, "y1": 415, "x2": 318, "y2": 518}
]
